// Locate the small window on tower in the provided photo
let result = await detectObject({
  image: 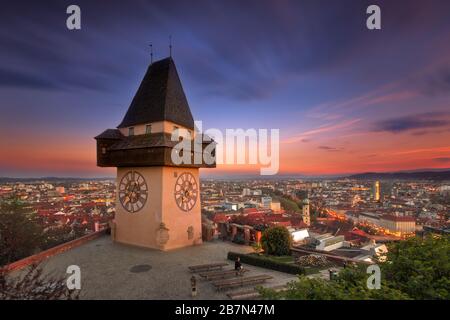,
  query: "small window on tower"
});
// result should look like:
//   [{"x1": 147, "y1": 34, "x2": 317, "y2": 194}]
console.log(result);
[
  {"x1": 146, "y1": 124, "x2": 152, "y2": 134},
  {"x1": 129, "y1": 127, "x2": 134, "y2": 136},
  {"x1": 101, "y1": 147, "x2": 106, "y2": 154}
]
